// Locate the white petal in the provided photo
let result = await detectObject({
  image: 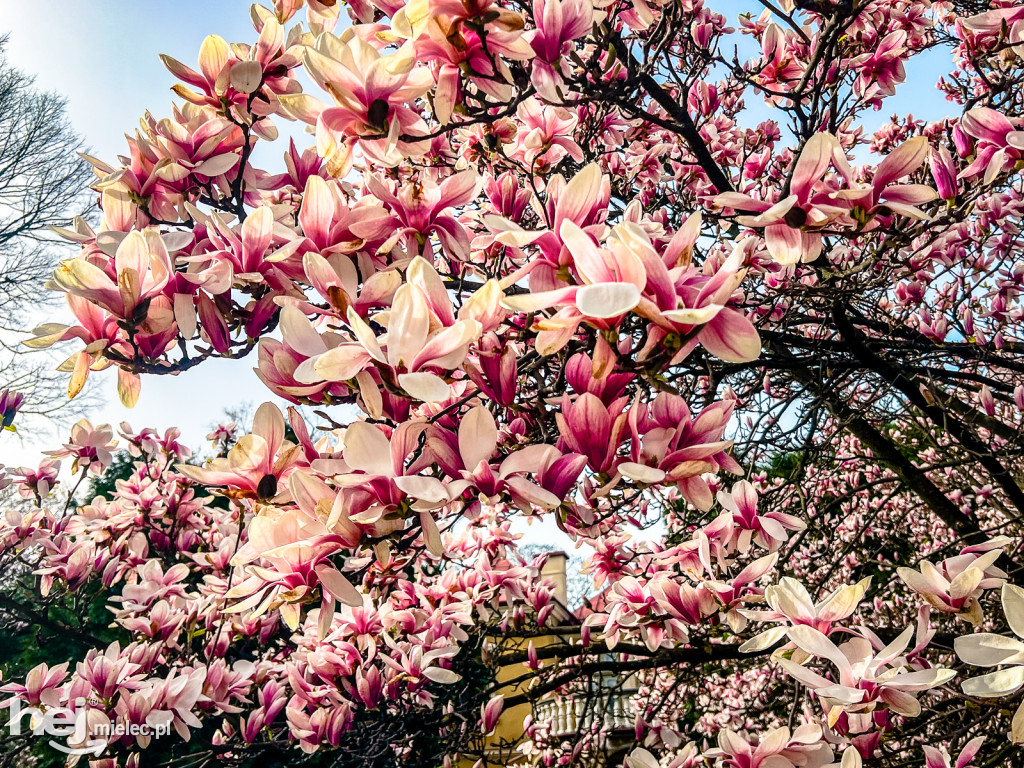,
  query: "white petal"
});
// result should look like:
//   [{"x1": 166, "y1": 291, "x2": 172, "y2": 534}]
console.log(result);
[
  {"x1": 575, "y1": 282, "x2": 641, "y2": 318},
  {"x1": 343, "y1": 421, "x2": 393, "y2": 476},
  {"x1": 398, "y1": 372, "x2": 451, "y2": 402},
  {"x1": 961, "y1": 666, "x2": 1024, "y2": 698},
  {"x1": 618, "y1": 462, "x2": 667, "y2": 484}
]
